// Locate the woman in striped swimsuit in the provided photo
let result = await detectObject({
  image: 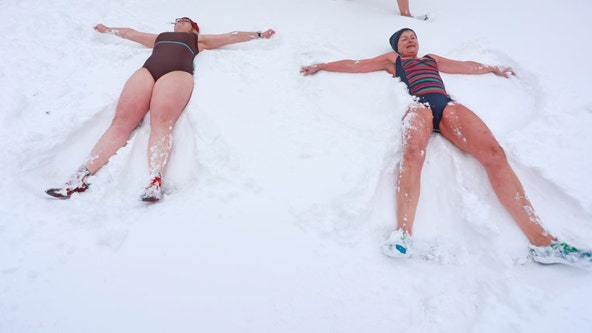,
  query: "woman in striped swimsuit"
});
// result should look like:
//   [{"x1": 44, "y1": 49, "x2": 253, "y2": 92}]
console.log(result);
[
  {"x1": 46, "y1": 17, "x2": 275, "y2": 202},
  {"x1": 301, "y1": 28, "x2": 590, "y2": 266}
]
